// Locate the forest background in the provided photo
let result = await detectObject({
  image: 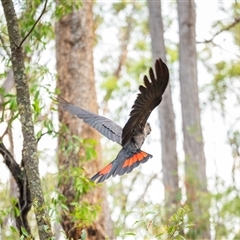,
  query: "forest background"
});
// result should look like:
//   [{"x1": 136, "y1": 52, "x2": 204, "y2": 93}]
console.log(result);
[{"x1": 0, "y1": 0, "x2": 240, "y2": 239}]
